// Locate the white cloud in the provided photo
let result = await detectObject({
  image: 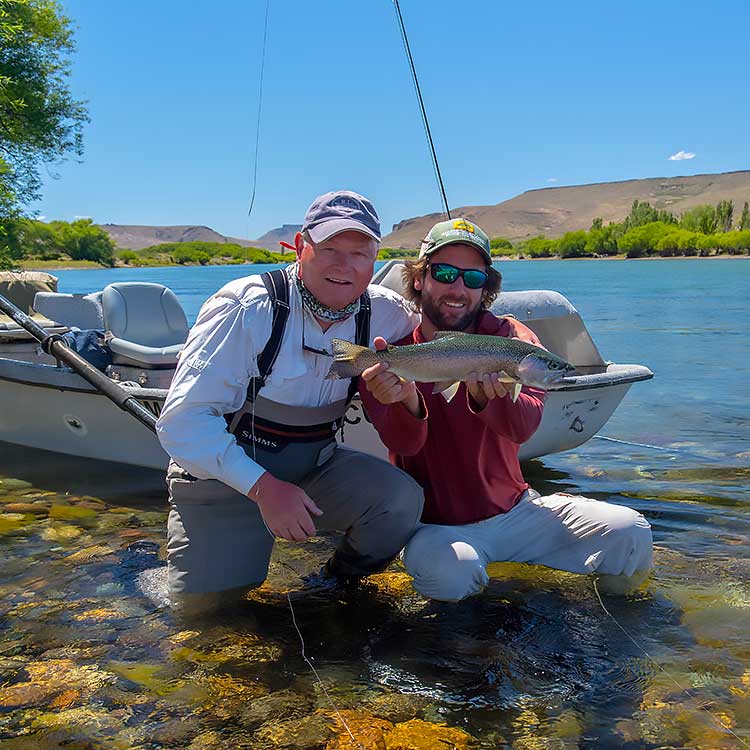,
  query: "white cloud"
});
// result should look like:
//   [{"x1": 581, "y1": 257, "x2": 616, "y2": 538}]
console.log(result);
[
  {"x1": 37, "y1": 215, "x2": 46, "y2": 221},
  {"x1": 547, "y1": 177, "x2": 558, "y2": 183},
  {"x1": 73, "y1": 215, "x2": 92, "y2": 220},
  {"x1": 668, "y1": 150, "x2": 696, "y2": 161}
]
